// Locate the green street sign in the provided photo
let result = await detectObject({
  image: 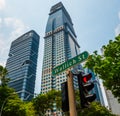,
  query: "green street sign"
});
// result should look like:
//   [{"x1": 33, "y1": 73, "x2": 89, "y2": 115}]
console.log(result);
[{"x1": 52, "y1": 51, "x2": 89, "y2": 75}]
